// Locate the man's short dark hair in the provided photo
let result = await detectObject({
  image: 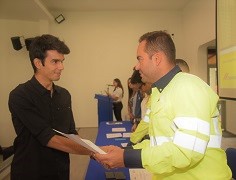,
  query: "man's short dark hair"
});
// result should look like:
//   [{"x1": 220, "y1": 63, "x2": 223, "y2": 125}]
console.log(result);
[
  {"x1": 139, "y1": 31, "x2": 176, "y2": 62},
  {"x1": 29, "y1": 34, "x2": 70, "y2": 72}
]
